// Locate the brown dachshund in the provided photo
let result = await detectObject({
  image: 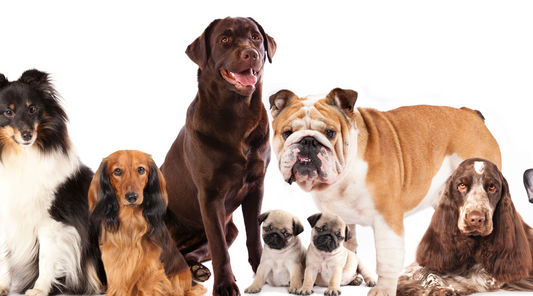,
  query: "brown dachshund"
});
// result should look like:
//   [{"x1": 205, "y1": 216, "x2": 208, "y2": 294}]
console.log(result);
[
  {"x1": 161, "y1": 17, "x2": 276, "y2": 296},
  {"x1": 89, "y1": 150, "x2": 206, "y2": 296}
]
